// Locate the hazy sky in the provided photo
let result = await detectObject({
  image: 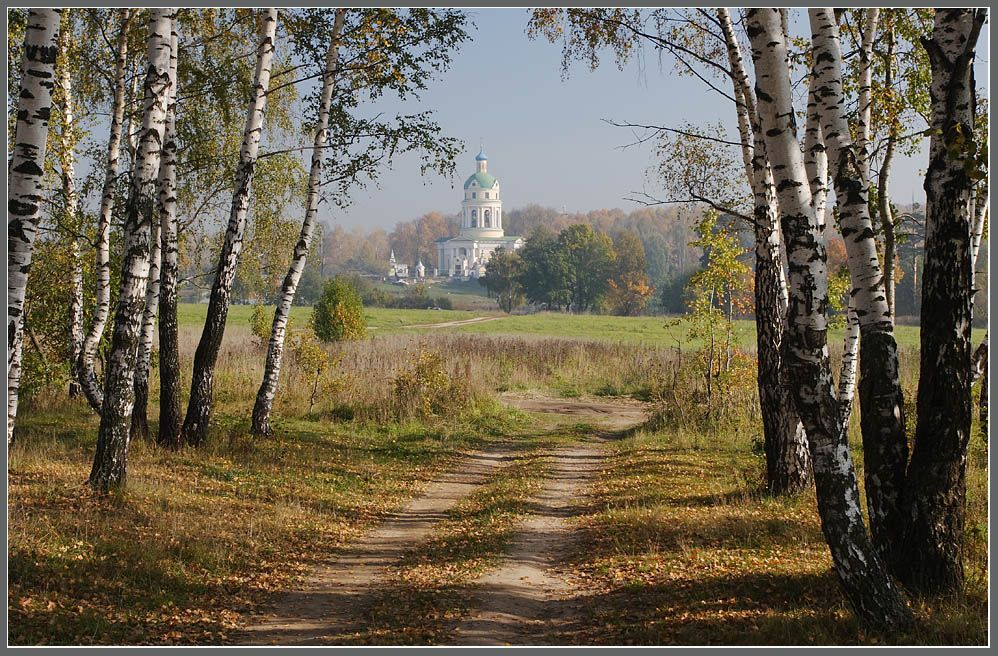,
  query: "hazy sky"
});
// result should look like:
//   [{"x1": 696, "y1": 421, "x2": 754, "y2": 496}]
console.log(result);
[{"x1": 325, "y1": 8, "x2": 989, "y2": 231}]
